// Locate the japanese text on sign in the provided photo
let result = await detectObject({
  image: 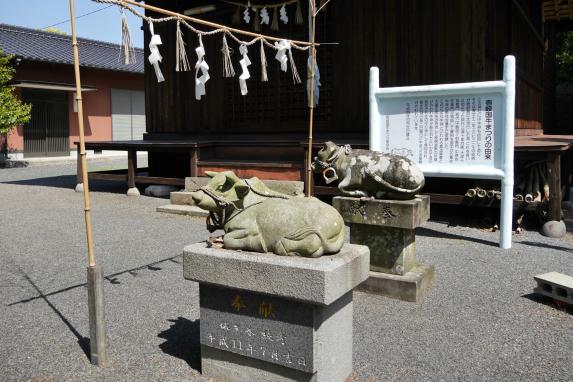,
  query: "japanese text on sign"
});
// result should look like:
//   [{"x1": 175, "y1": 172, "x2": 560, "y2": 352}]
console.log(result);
[{"x1": 381, "y1": 96, "x2": 496, "y2": 166}]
